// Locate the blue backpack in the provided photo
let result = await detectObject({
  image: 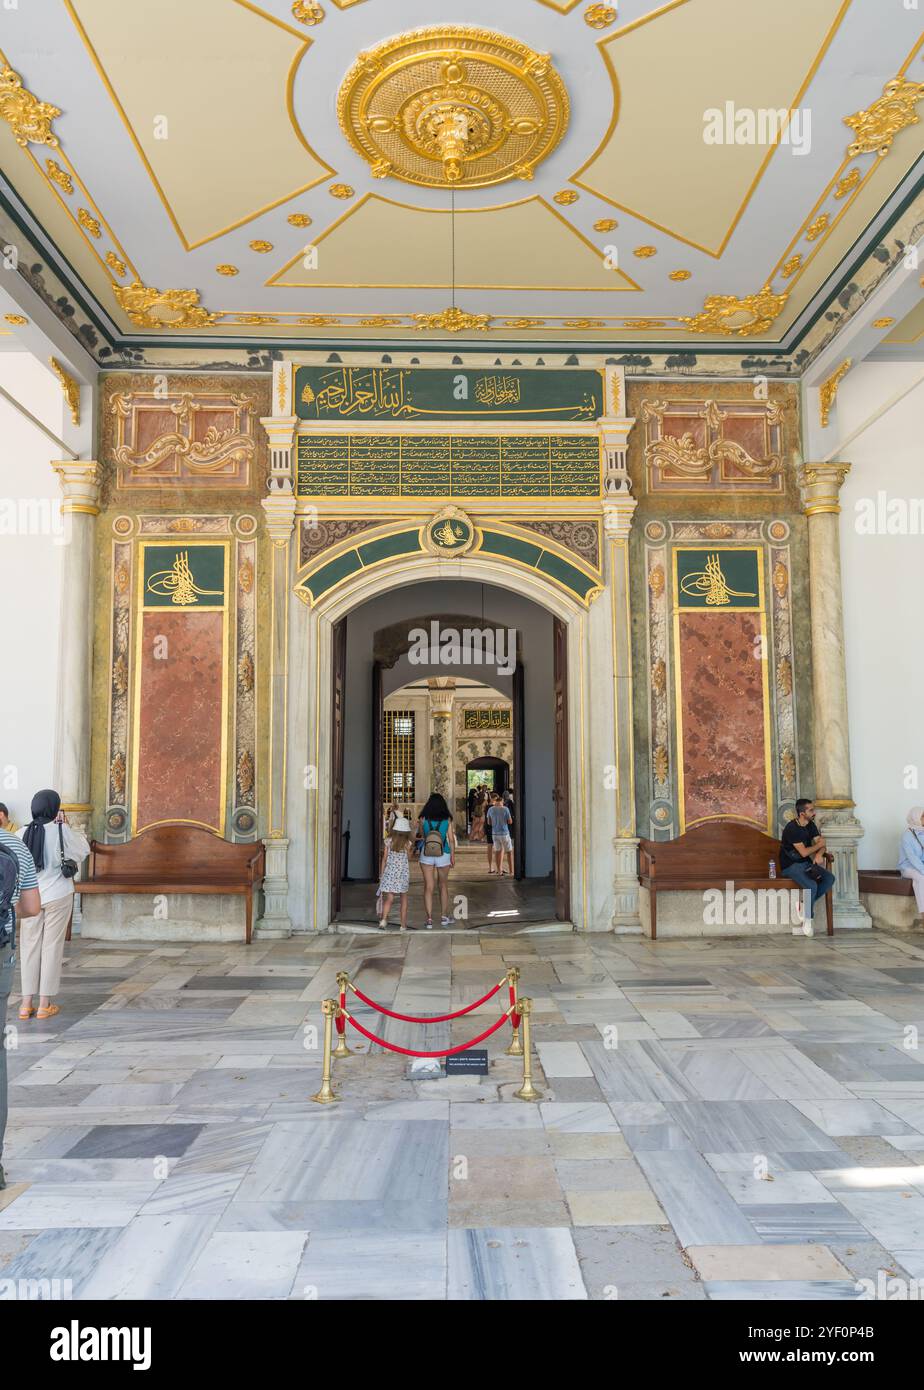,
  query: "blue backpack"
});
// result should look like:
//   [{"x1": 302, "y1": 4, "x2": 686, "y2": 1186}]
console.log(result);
[{"x1": 0, "y1": 842, "x2": 19, "y2": 946}]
